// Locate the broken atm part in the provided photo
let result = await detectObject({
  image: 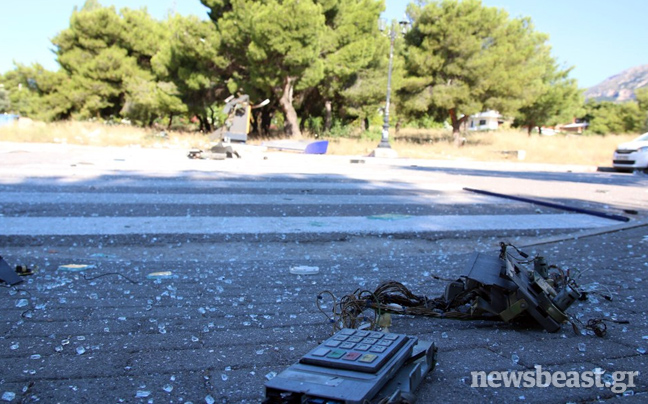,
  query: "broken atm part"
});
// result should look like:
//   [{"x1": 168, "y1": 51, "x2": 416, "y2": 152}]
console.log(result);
[
  {"x1": 322, "y1": 243, "x2": 582, "y2": 333},
  {"x1": 187, "y1": 95, "x2": 269, "y2": 160},
  {"x1": 446, "y1": 243, "x2": 581, "y2": 332},
  {"x1": 264, "y1": 328, "x2": 436, "y2": 404}
]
